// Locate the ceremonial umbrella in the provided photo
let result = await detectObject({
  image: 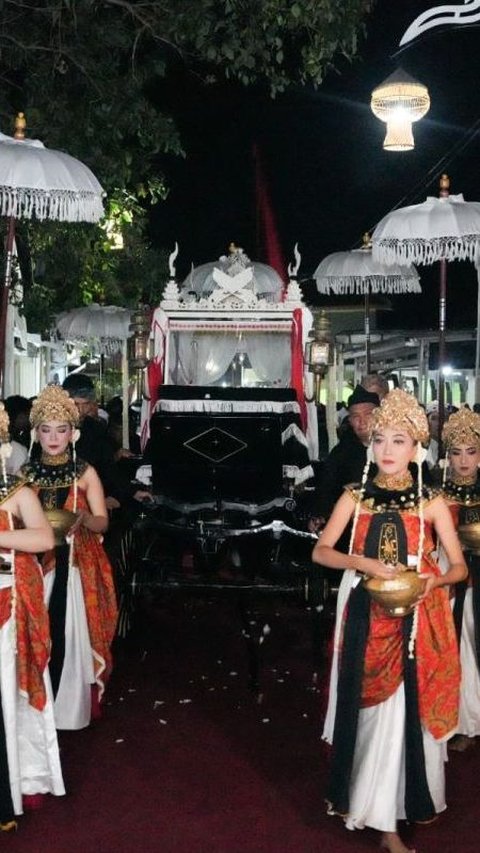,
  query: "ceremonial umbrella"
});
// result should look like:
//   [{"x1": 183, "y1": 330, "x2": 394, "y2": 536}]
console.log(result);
[
  {"x1": 372, "y1": 175, "x2": 480, "y2": 445},
  {"x1": 314, "y1": 235, "x2": 421, "y2": 372},
  {"x1": 56, "y1": 303, "x2": 133, "y2": 447},
  {"x1": 0, "y1": 112, "x2": 104, "y2": 391}
]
